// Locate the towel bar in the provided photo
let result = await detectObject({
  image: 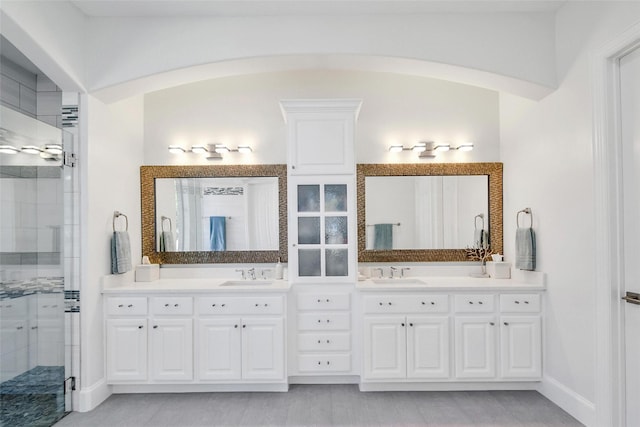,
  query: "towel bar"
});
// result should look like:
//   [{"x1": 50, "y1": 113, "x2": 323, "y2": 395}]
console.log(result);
[
  {"x1": 474, "y1": 213, "x2": 485, "y2": 230},
  {"x1": 517, "y1": 208, "x2": 533, "y2": 228},
  {"x1": 366, "y1": 223, "x2": 401, "y2": 227},
  {"x1": 113, "y1": 211, "x2": 129, "y2": 232}
]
